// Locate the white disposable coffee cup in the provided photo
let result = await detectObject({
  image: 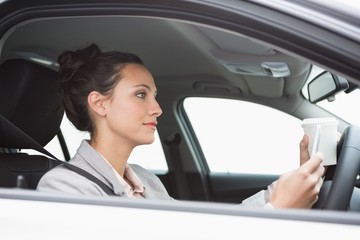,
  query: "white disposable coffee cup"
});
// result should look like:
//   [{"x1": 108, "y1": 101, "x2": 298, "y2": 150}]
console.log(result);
[{"x1": 301, "y1": 117, "x2": 338, "y2": 166}]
